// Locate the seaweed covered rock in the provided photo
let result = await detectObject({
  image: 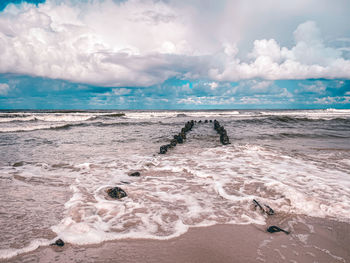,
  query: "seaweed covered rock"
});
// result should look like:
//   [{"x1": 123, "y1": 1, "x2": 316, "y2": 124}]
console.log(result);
[{"x1": 107, "y1": 187, "x2": 127, "y2": 199}]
